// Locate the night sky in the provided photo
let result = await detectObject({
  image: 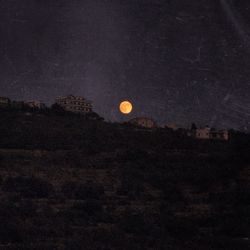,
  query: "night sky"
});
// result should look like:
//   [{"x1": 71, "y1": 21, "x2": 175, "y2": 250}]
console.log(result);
[{"x1": 1, "y1": 0, "x2": 250, "y2": 129}]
